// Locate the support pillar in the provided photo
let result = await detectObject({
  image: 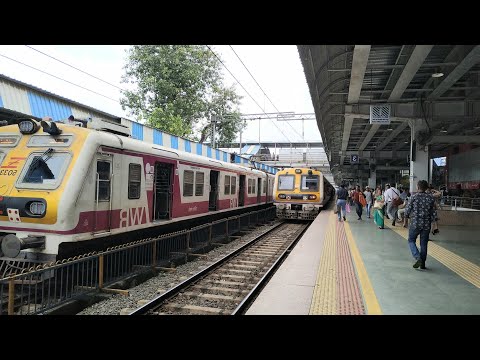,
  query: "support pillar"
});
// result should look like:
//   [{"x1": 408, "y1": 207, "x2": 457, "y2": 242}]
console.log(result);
[
  {"x1": 368, "y1": 159, "x2": 377, "y2": 189},
  {"x1": 409, "y1": 119, "x2": 429, "y2": 193}
]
